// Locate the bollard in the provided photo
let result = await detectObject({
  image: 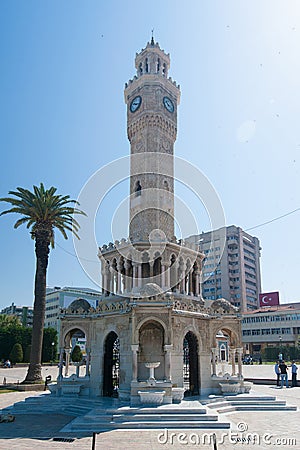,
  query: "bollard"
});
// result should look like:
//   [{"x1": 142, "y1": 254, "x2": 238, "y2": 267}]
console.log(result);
[
  {"x1": 92, "y1": 432, "x2": 96, "y2": 450},
  {"x1": 212, "y1": 433, "x2": 218, "y2": 450}
]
